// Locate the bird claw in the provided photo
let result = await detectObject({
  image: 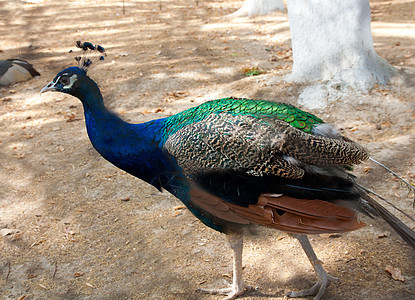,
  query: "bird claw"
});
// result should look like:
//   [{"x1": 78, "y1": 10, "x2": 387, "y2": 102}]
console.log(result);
[
  {"x1": 198, "y1": 281, "x2": 254, "y2": 300},
  {"x1": 285, "y1": 274, "x2": 339, "y2": 300}
]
